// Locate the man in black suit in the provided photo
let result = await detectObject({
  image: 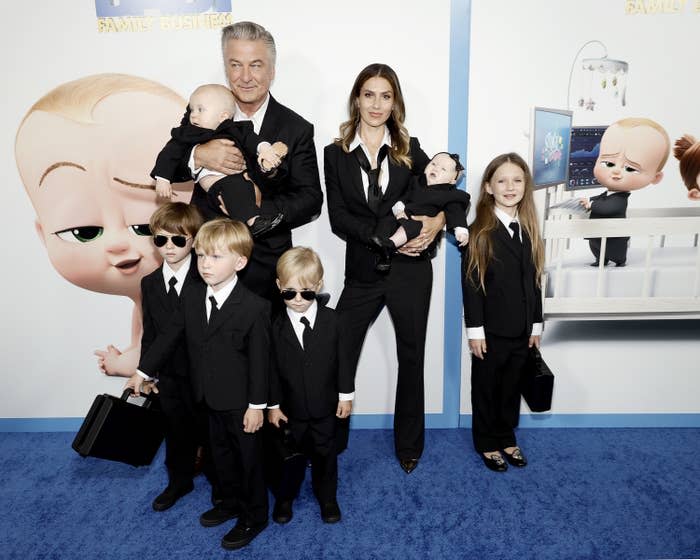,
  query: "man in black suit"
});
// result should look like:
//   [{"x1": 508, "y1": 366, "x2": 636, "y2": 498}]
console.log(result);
[
  {"x1": 128, "y1": 219, "x2": 271, "y2": 551},
  {"x1": 187, "y1": 21, "x2": 323, "y2": 305},
  {"x1": 266, "y1": 248, "x2": 354, "y2": 524}
]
